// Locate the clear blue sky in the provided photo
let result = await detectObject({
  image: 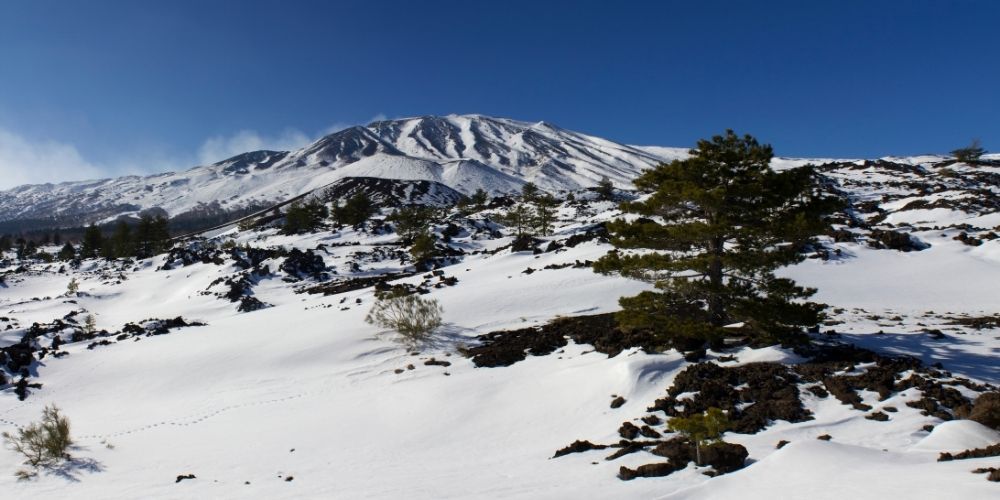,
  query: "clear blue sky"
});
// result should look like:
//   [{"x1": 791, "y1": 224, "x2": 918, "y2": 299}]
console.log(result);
[{"x1": 0, "y1": 0, "x2": 997, "y2": 186}]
